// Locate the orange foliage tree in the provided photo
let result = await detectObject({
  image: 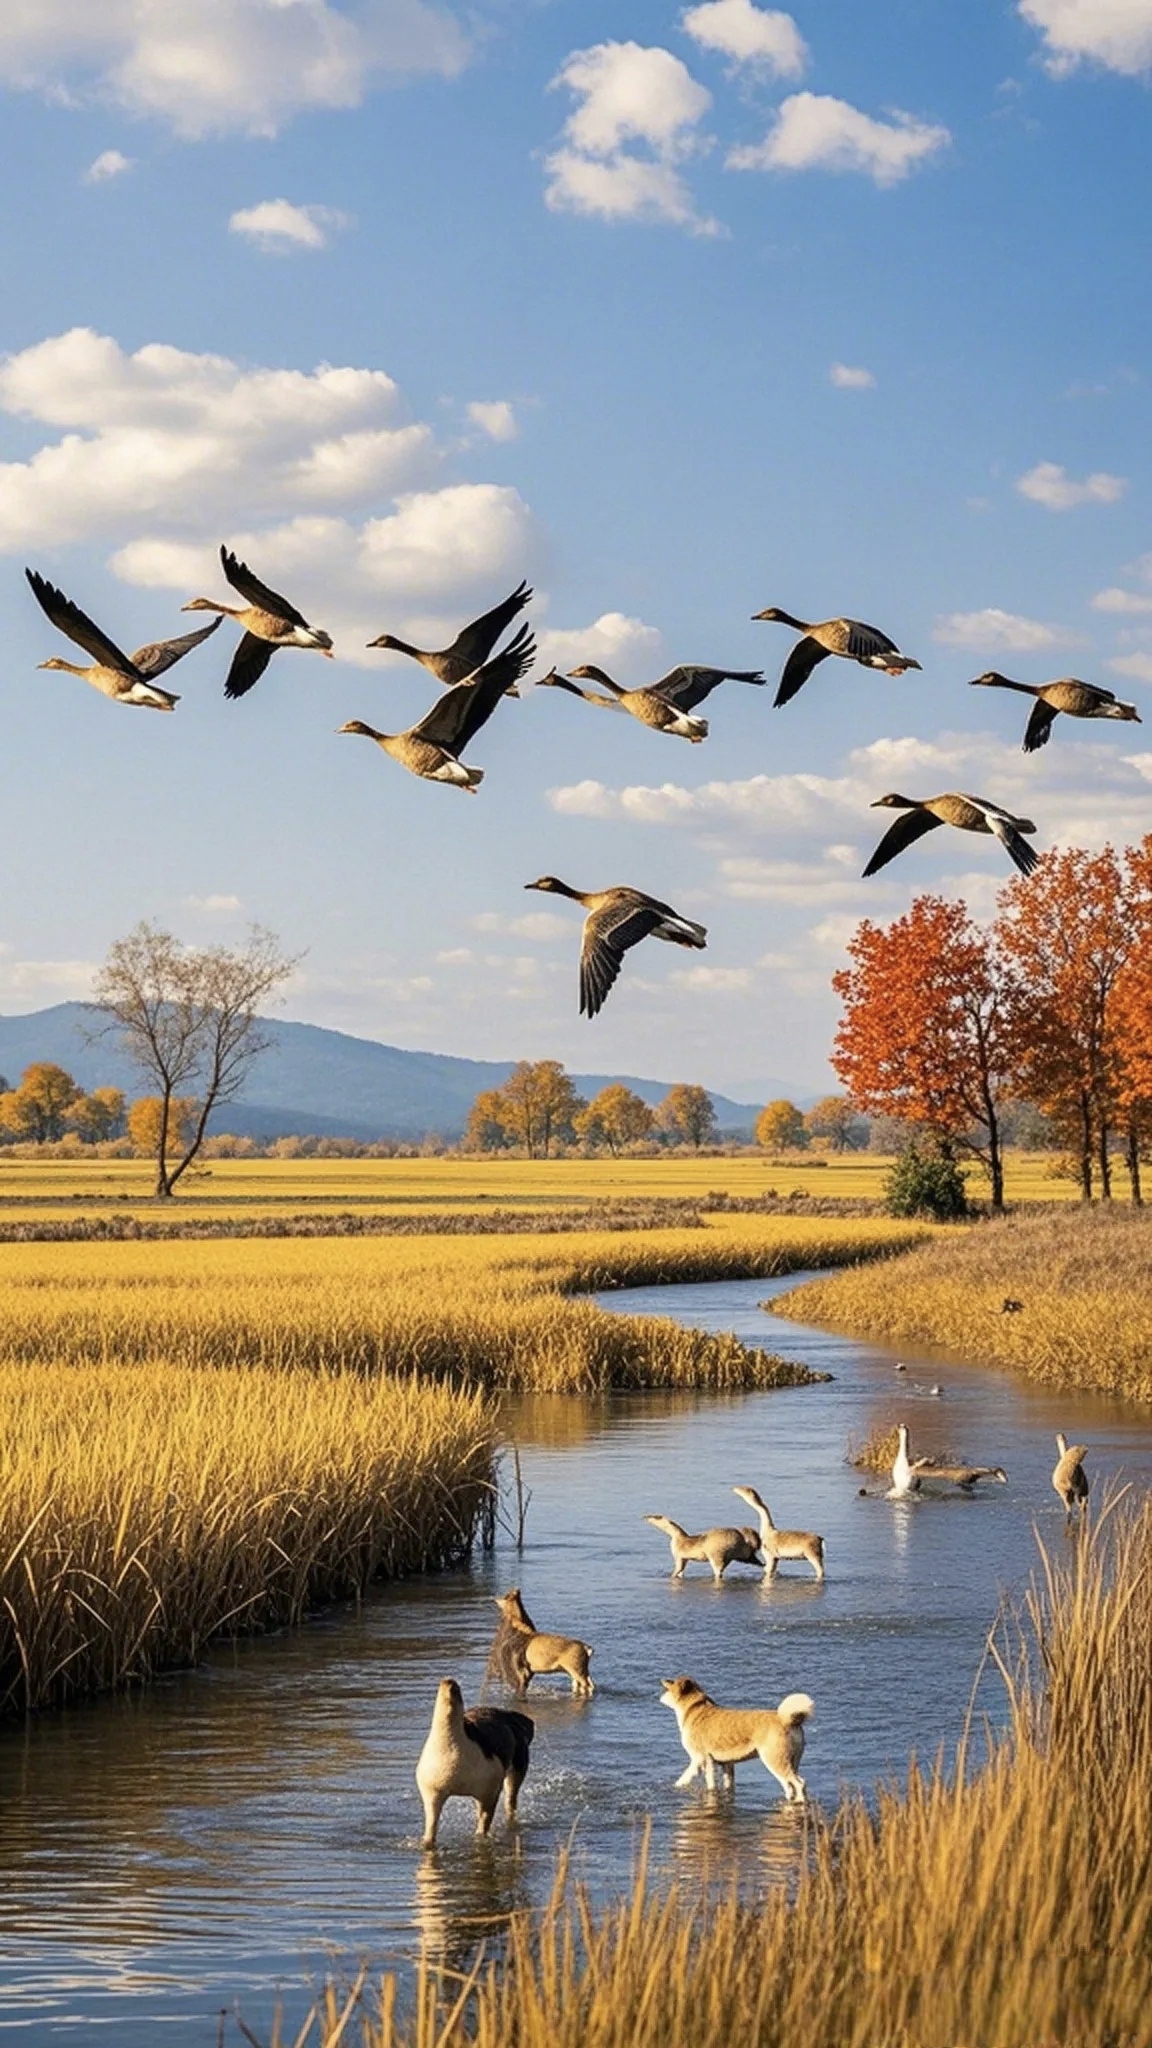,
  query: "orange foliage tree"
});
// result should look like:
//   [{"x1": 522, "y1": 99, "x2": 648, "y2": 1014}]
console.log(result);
[
  {"x1": 1108, "y1": 838, "x2": 1152, "y2": 1204},
  {"x1": 995, "y1": 846, "x2": 1132, "y2": 1201},
  {"x1": 832, "y1": 896, "x2": 1016, "y2": 1209}
]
